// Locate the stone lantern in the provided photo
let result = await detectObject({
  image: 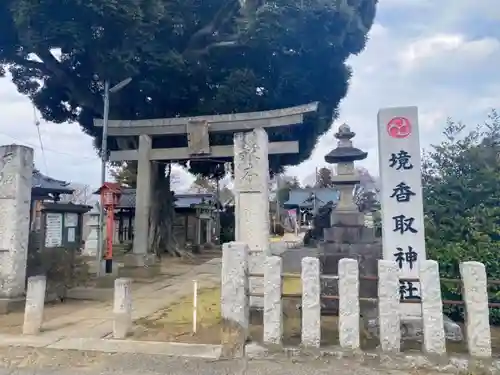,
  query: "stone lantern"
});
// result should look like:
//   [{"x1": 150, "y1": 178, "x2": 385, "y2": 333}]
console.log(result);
[
  {"x1": 319, "y1": 123, "x2": 379, "y2": 316},
  {"x1": 324, "y1": 123, "x2": 367, "y2": 225}
]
